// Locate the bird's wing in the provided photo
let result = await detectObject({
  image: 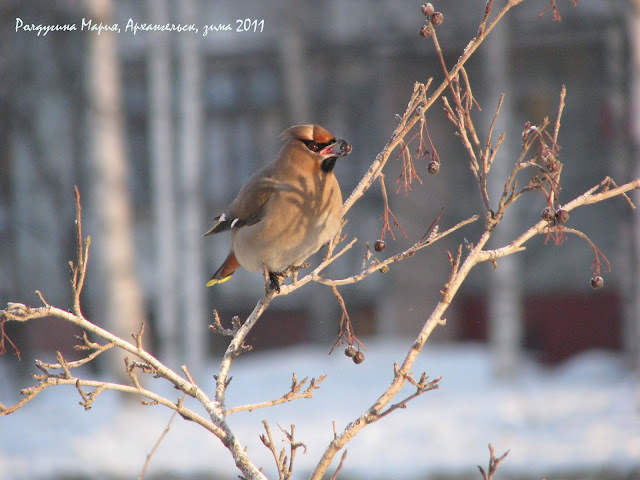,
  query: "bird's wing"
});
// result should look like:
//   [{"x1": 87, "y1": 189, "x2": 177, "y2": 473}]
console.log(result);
[{"x1": 204, "y1": 169, "x2": 278, "y2": 236}]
